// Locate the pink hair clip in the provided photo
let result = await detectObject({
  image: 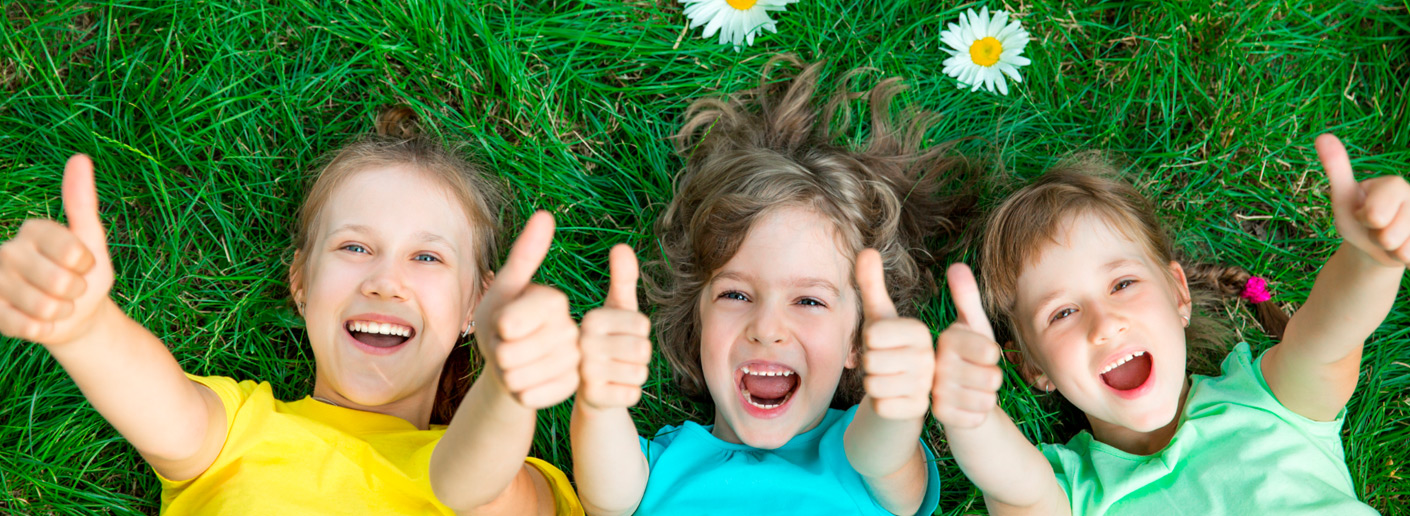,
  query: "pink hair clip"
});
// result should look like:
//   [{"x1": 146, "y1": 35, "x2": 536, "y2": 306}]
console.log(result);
[{"x1": 1241, "y1": 276, "x2": 1272, "y2": 304}]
